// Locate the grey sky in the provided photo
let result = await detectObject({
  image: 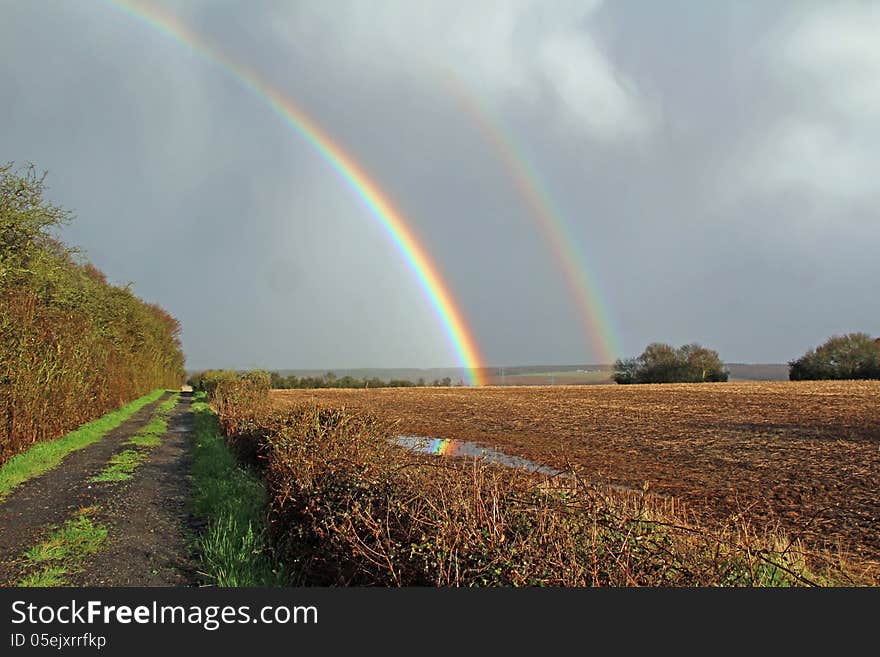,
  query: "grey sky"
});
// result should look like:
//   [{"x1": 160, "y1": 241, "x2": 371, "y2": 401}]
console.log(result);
[{"x1": 2, "y1": 1, "x2": 877, "y2": 370}]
